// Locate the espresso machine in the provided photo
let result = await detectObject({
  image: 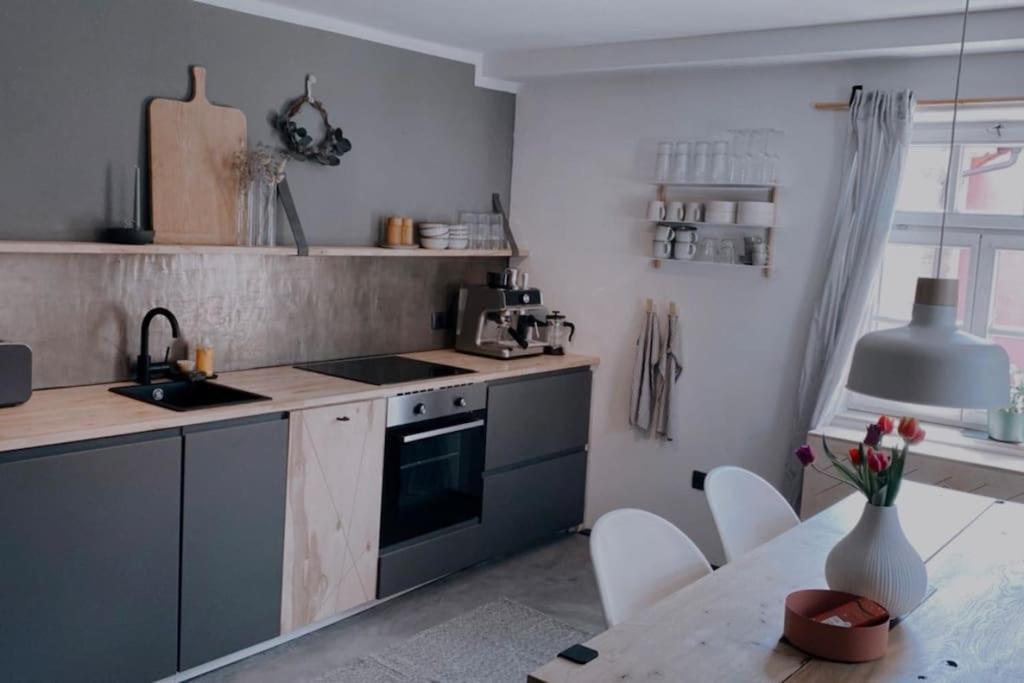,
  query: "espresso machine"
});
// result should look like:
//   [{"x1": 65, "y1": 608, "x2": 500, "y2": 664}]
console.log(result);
[{"x1": 456, "y1": 269, "x2": 550, "y2": 359}]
